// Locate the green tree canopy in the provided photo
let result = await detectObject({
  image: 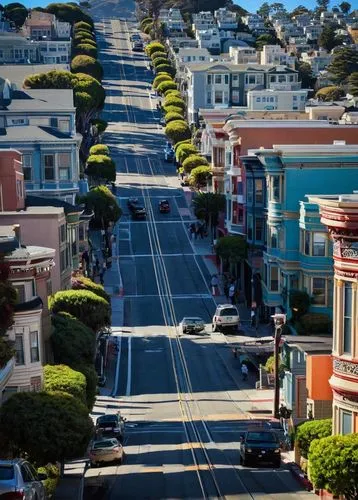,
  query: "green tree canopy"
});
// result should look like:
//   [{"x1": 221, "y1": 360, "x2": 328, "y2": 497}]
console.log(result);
[
  {"x1": 319, "y1": 25, "x2": 342, "y2": 51},
  {"x1": 316, "y1": 85, "x2": 345, "y2": 101},
  {"x1": 165, "y1": 111, "x2": 186, "y2": 124},
  {"x1": 339, "y1": 1, "x2": 351, "y2": 13},
  {"x1": 176, "y1": 143, "x2": 198, "y2": 163},
  {"x1": 182, "y1": 154, "x2": 209, "y2": 173},
  {"x1": 255, "y1": 33, "x2": 280, "y2": 50},
  {"x1": 164, "y1": 89, "x2": 181, "y2": 98},
  {"x1": 257, "y1": 2, "x2": 270, "y2": 17},
  {"x1": 73, "y1": 43, "x2": 98, "y2": 59},
  {"x1": 348, "y1": 71, "x2": 358, "y2": 96},
  {"x1": 163, "y1": 105, "x2": 184, "y2": 116},
  {"x1": 328, "y1": 46, "x2": 358, "y2": 84},
  {"x1": 4, "y1": 3, "x2": 27, "y2": 27},
  {"x1": 290, "y1": 5, "x2": 310, "y2": 17},
  {"x1": 165, "y1": 120, "x2": 191, "y2": 144},
  {"x1": 73, "y1": 20, "x2": 93, "y2": 32},
  {"x1": 192, "y1": 192, "x2": 225, "y2": 229},
  {"x1": 150, "y1": 50, "x2": 167, "y2": 61},
  {"x1": 89, "y1": 144, "x2": 110, "y2": 156},
  {"x1": 0, "y1": 391, "x2": 93, "y2": 465},
  {"x1": 289, "y1": 289, "x2": 310, "y2": 321},
  {"x1": 189, "y1": 165, "x2": 212, "y2": 189},
  {"x1": 152, "y1": 56, "x2": 169, "y2": 68},
  {"x1": 296, "y1": 418, "x2": 332, "y2": 459},
  {"x1": 71, "y1": 55, "x2": 103, "y2": 82},
  {"x1": 85, "y1": 154, "x2": 116, "y2": 183},
  {"x1": 81, "y1": 185, "x2": 121, "y2": 229},
  {"x1": 145, "y1": 41, "x2": 165, "y2": 57},
  {"x1": 51, "y1": 313, "x2": 95, "y2": 367},
  {"x1": 309, "y1": 433, "x2": 358, "y2": 498},
  {"x1": 152, "y1": 73, "x2": 173, "y2": 89},
  {"x1": 91, "y1": 118, "x2": 108, "y2": 134},
  {"x1": 163, "y1": 95, "x2": 185, "y2": 109},
  {"x1": 71, "y1": 275, "x2": 110, "y2": 302},
  {"x1": 155, "y1": 64, "x2": 175, "y2": 77},
  {"x1": 44, "y1": 364, "x2": 87, "y2": 404},
  {"x1": 49, "y1": 289, "x2": 111, "y2": 332},
  {"x1": 297, "y1": 61, "x2": 316, "y2": 89},
  {"x1": 215, "y1": 235, "x2": 247, "y2": 266},
  {"x1": 46, "y1": 3, "x2": 93, "y2": 26}
]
